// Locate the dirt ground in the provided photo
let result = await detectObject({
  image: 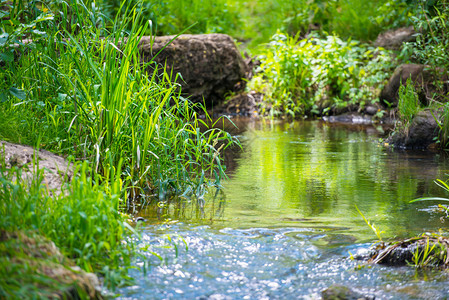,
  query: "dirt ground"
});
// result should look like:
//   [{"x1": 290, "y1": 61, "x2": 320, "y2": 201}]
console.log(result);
[{"x1": 0, "y1": 141, "x2": 72, "y2": 194}]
